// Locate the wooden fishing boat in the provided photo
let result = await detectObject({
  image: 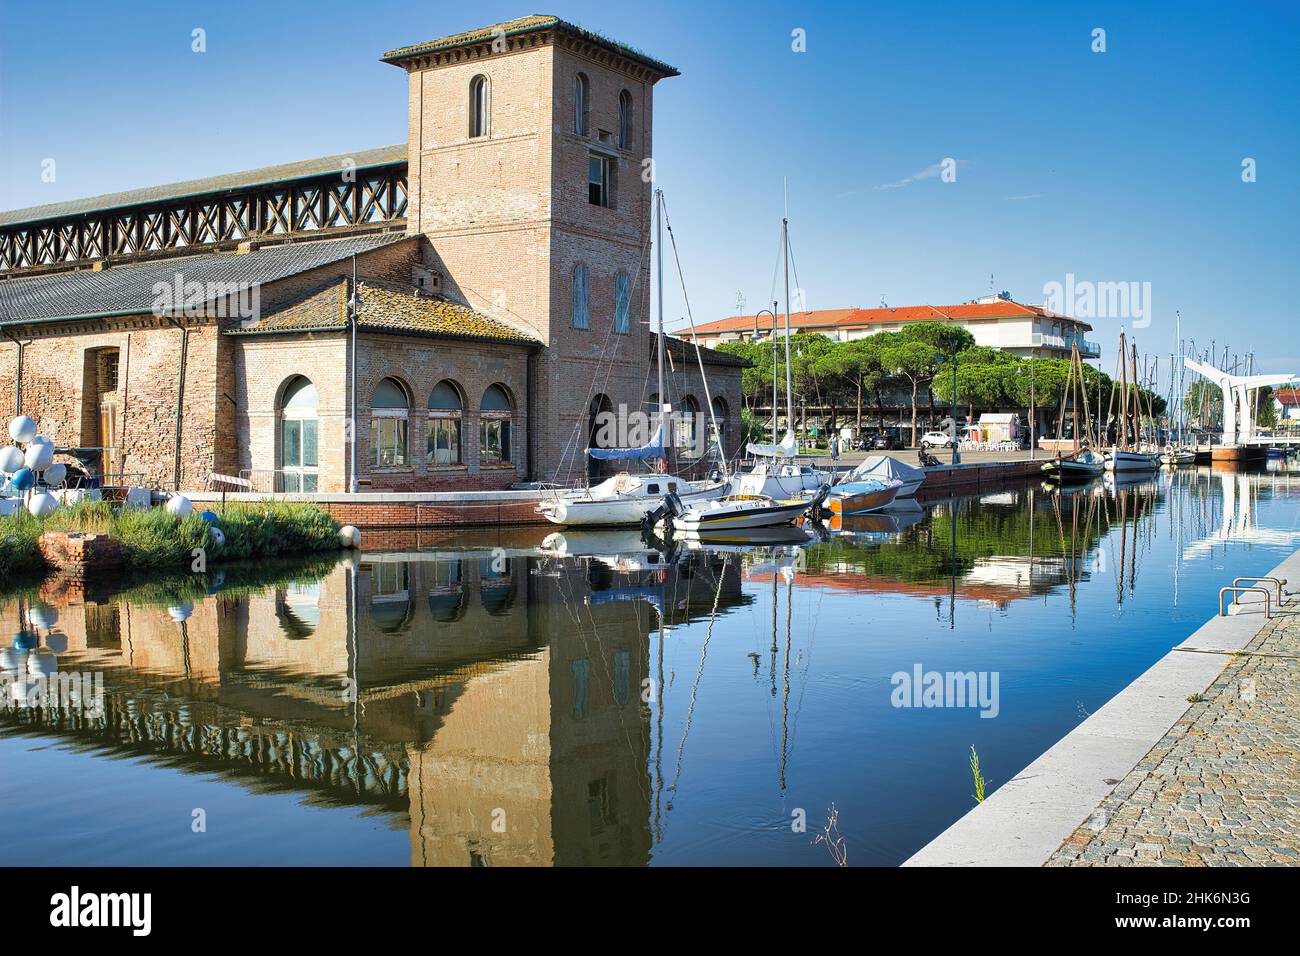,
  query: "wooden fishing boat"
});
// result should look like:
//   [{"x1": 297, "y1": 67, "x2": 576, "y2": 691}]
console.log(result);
[{"x1": 1042, "y1": 450, "x2": 1105, "y2": 482}]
